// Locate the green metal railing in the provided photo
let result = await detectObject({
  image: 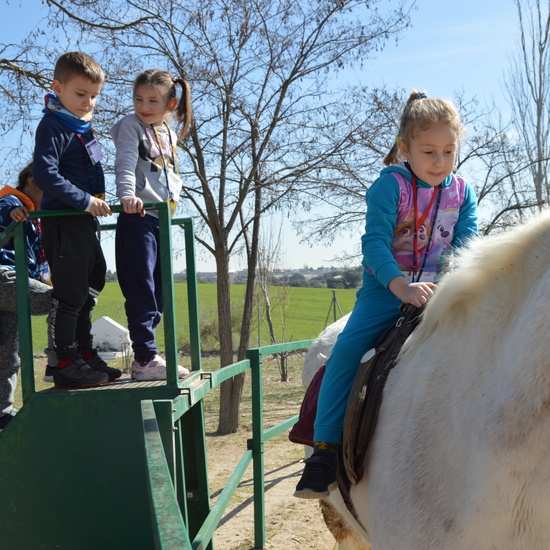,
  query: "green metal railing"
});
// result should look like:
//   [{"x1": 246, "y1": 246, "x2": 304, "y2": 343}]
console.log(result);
[
  {"x1": 0, "y1": 201, "x2": 203, "y2": 403},
  {"x1": 141, "y1": 339, "x2": 314, "y2": 550}
]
